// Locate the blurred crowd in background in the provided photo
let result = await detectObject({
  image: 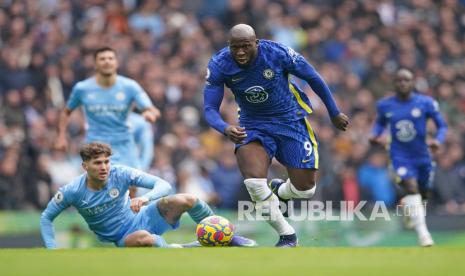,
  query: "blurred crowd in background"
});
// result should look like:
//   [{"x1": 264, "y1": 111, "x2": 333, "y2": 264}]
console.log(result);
[{"x1": 0, "y1": 0, "x2": 465, "y2": 215}]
